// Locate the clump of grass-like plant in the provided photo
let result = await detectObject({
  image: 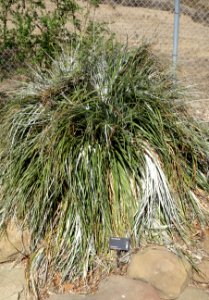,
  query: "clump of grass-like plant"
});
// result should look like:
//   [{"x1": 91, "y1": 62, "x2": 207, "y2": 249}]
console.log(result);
[{"x1": 0, "y1": 32, "x2": 209, "y2": 295}]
